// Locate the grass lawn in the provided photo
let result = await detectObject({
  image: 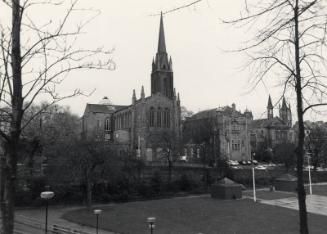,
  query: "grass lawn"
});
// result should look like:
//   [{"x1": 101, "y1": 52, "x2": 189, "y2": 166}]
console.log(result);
[
  {"x1": 63, "y1": 196, "x2": 327, "y2": 234},
  {"x1": 309, "y1": 184, "x2": 327, "y2": 196}
]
